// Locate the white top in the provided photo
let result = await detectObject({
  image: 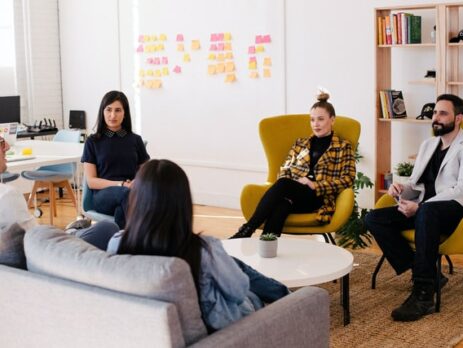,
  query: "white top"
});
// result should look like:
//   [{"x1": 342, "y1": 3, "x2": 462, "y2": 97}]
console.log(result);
[
  {"x1": 0, "y1": 183, "x2": 37, "y2": 230},
  {"x1": 222, "y1": 238, "x2": 353, "y2": 288}
]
